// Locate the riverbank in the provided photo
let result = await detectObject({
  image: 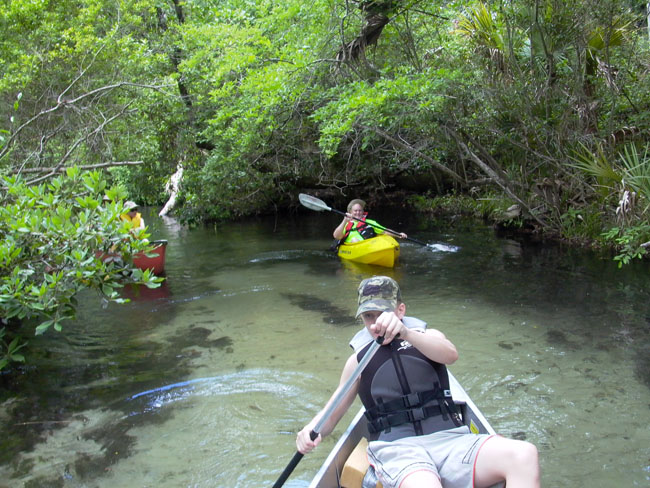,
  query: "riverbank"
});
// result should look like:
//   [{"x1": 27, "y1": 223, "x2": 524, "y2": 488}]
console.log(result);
[{"x1": 319, "y1": 189, "x2": 642, "y2": 266}]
